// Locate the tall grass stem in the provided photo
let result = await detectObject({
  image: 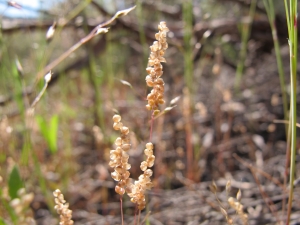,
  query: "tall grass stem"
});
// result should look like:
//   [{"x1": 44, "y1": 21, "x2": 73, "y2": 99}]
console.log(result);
[
  {"x1": 182, "y1": 1, "x2": 194, "y2": 93},
  {"x1": 234, "y1": 0, "x2": 257, "y2": 90},
  {"x1": 283, "y1": 0, "x2": 298, "y2": 223},
  {"x1": 263, "y1": 0, "x2": 288, "y2": 134}
]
